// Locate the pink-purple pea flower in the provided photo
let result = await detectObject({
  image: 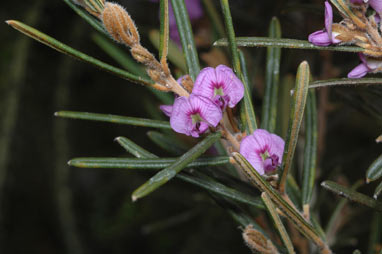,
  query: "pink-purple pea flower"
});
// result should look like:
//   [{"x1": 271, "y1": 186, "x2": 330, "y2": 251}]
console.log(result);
[
  {"x1": 240, "y1": 129, "x2": 285, "y2": 175},
  {"x1": 308, "y1": 1, "x2": 342, "y2": 46},
  {"x1": 348, "y1": 53, "x2": 382, "y2": 78},
  {"x1": 192, "y1": 65, "x2": 244, "y2": 110},
  {"x1": 169, "y1": 94, "x2": 222, "y2": 138}
]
